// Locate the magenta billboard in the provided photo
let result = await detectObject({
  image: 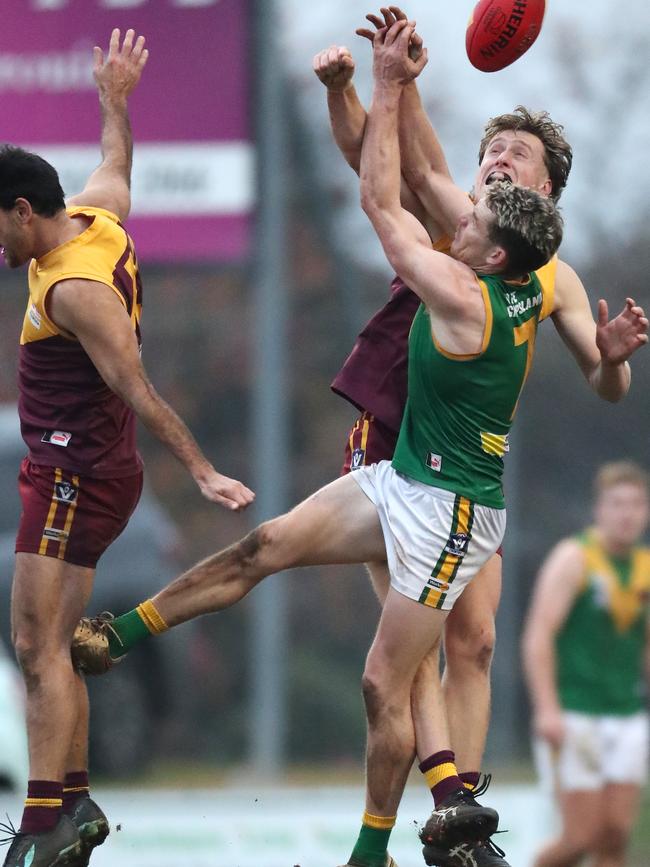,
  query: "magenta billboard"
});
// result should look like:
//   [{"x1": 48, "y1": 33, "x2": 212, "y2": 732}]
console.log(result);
[{"x1": 0, "y1": 0, "x2": 253, "y2": 261}]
